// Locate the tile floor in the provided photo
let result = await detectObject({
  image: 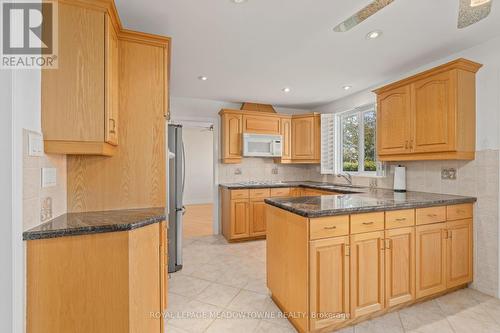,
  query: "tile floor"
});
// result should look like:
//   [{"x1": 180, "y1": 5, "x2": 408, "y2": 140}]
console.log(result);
[{"x1": 168, "y1": 235, "x2": 500, "y2": 333}]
